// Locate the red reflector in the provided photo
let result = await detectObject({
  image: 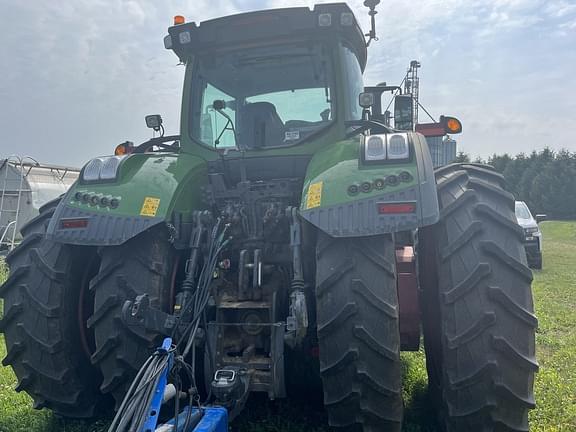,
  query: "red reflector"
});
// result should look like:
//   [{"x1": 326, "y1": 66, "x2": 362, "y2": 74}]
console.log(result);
[
  {"x1": 378, "y1": 203, "x2": 416, "y2": 214},
  {"x1": 310, "y1": 346, "x2": 320, "y2": 358},
  {"x1": 415, "y1": 122, "x2": 446, "y2": 137},
  {"x1": 60, "y1": 218, "x2": 89, "y2": 229}
]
